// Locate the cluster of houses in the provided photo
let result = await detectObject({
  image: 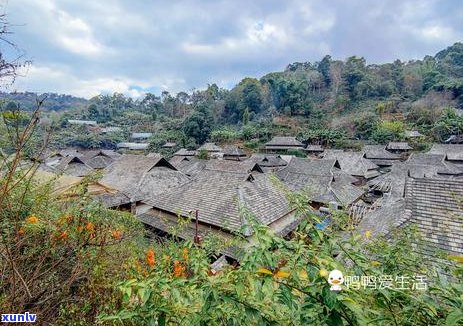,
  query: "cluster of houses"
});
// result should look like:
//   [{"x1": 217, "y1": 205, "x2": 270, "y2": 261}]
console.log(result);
[{"x1": 34, "y1": 137, "x2": 463, "y2": 268}]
